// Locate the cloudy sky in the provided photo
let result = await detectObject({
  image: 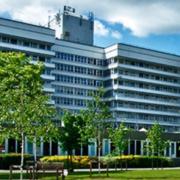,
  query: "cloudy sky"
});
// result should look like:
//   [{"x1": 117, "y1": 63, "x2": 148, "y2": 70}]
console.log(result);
[{"x1": 0, "y1": 0, "x2": 180, "y2": 55}]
